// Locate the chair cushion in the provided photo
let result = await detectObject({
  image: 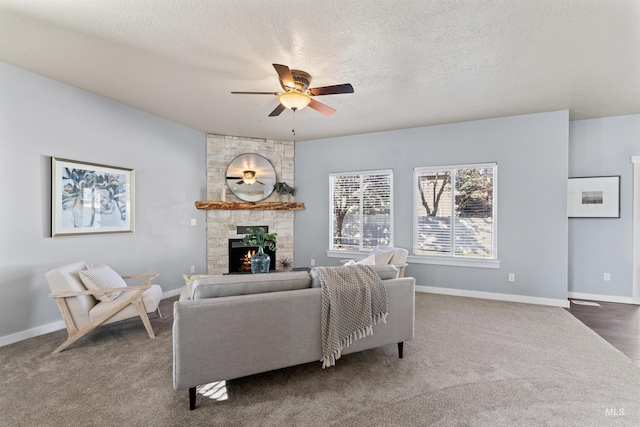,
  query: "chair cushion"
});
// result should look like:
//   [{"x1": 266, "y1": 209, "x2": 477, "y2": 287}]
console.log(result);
[
  {"x1": 191, "y1": 272, "x2": 312, "y2": 300},
  {"x1": 90, "y1": 284, "x2": 163, "y2": 325},
  {"x1": 79, "y1": 265, "x2": 127, "y2": 302}
]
